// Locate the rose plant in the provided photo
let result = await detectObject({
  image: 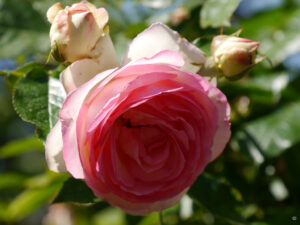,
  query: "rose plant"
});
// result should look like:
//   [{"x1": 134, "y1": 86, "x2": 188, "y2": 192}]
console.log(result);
[
  {"x1": 3, "y1": 0, "x2": 295, "y2": 224},
  {"x1": 45, "y1": 10, "x2": 231, "y2": 215}
]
